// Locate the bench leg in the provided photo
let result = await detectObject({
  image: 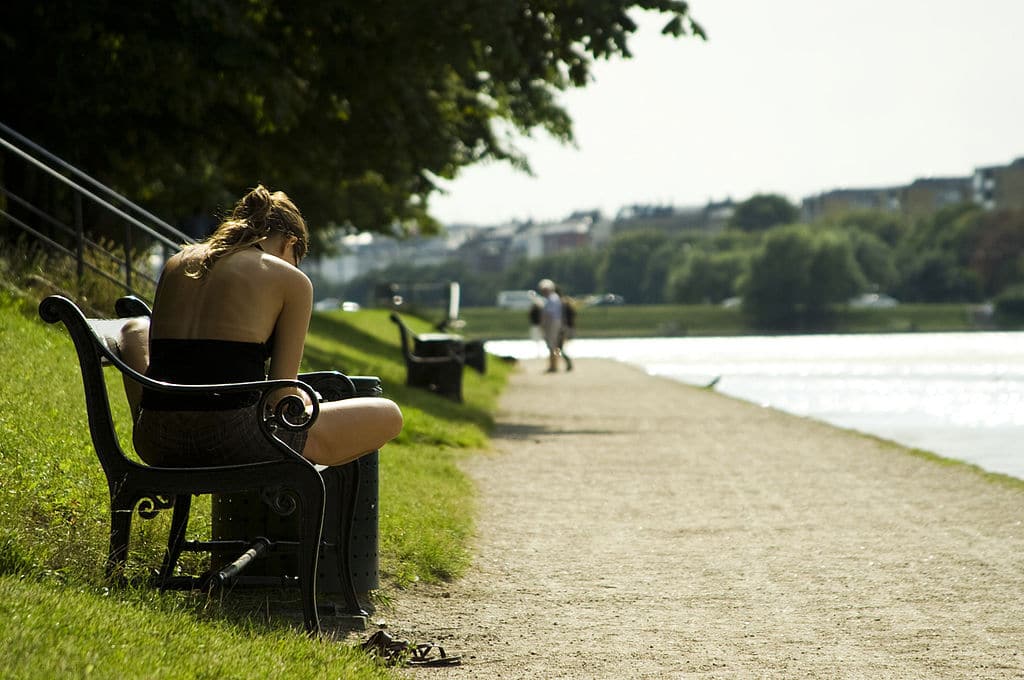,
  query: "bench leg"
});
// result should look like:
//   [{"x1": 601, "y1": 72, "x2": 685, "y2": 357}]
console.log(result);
[
  {"x1": 106, "y1": 506, "x2": 132, "y2": 583},
  {"x1": 158, "y1": 495, "x2": 192, "y2": 587},
  {"x1": 336, "y1": 461, "x2": 364, "y2": 616},
  {"x1": 298, "y1": 484, "x2": 326, "y2": 636}
]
